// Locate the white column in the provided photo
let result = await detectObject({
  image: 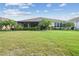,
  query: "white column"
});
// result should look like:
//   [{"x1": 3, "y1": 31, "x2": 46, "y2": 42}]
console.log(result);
[{"x1": 27, "y1": 23, "x2": 30, "y2": 28}]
